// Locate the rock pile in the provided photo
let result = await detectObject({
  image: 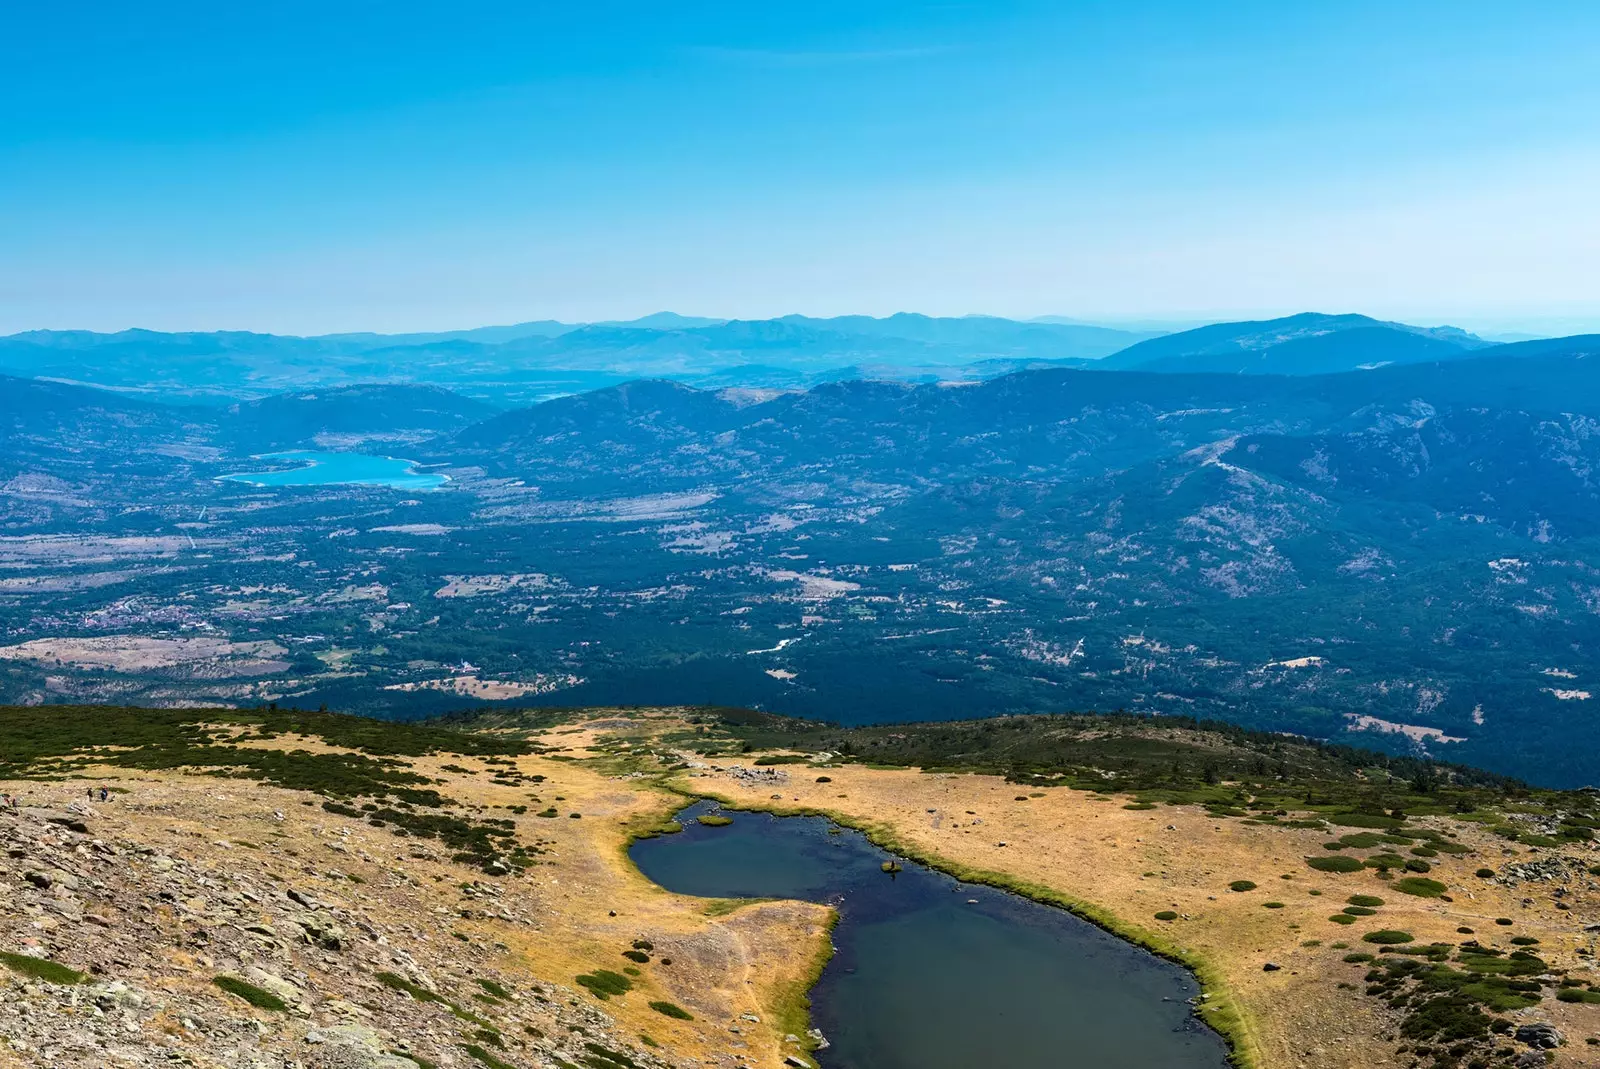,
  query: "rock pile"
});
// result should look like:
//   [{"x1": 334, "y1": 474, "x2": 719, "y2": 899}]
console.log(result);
[{"x1": 0, "y1": 793, "x2": 684, "y2": 1069}]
